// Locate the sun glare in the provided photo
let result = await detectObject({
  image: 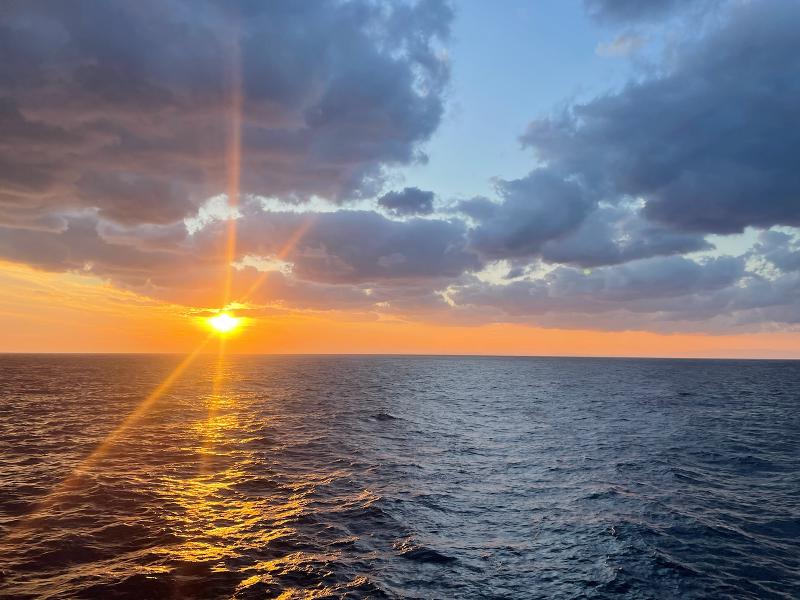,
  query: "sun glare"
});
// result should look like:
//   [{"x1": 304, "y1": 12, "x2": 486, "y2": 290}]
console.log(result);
[{"x1": 208, "y1": 312, "x2": 240, "y2": 334}]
